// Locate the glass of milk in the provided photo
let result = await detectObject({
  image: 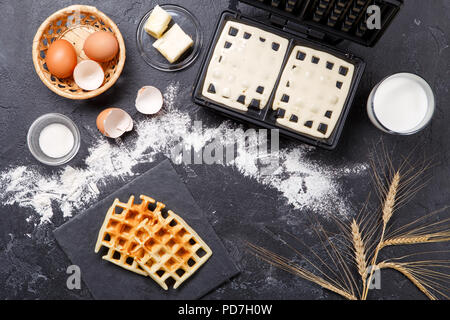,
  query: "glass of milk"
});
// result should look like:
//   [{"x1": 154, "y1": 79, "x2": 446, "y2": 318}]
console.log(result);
[
  {"x1": 367, "y1": 73, "x2": 435, "y2": 135},
  {"x1": 27, "y1": 113, "x2": 81, "y2": 166}
]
